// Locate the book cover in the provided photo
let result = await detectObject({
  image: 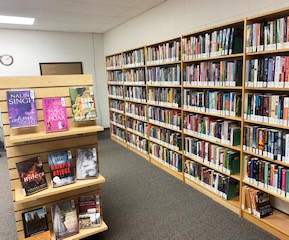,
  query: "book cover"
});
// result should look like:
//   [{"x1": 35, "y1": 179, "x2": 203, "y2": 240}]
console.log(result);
[
  {"x1": 6, "y1": 89, "x2": 38, "y2": 129},
  {"x1": 79, "y1": 195, "x2": 101, "y2": 229},
  {"x1": 42, "y1": 97, "x2": 69, "y2": 133},
  {"x1": 76, "y1": 148, "x2": 99, "y2": 179},
  {"x1": 16, "y1": 157, "x2": 47, "y2": 196},
  {"x1": 22, "y1": 207, "x2": 50, "y2": 239},
  {"x1": 51, "y1": 200, "x2": 79, "y2": 240},
  {"x1": 48, "y1": 150, "x2": 75, "y2": 187},
  {"x1": 70, "y1": 86, "x2": 97, "y2": 122}
]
